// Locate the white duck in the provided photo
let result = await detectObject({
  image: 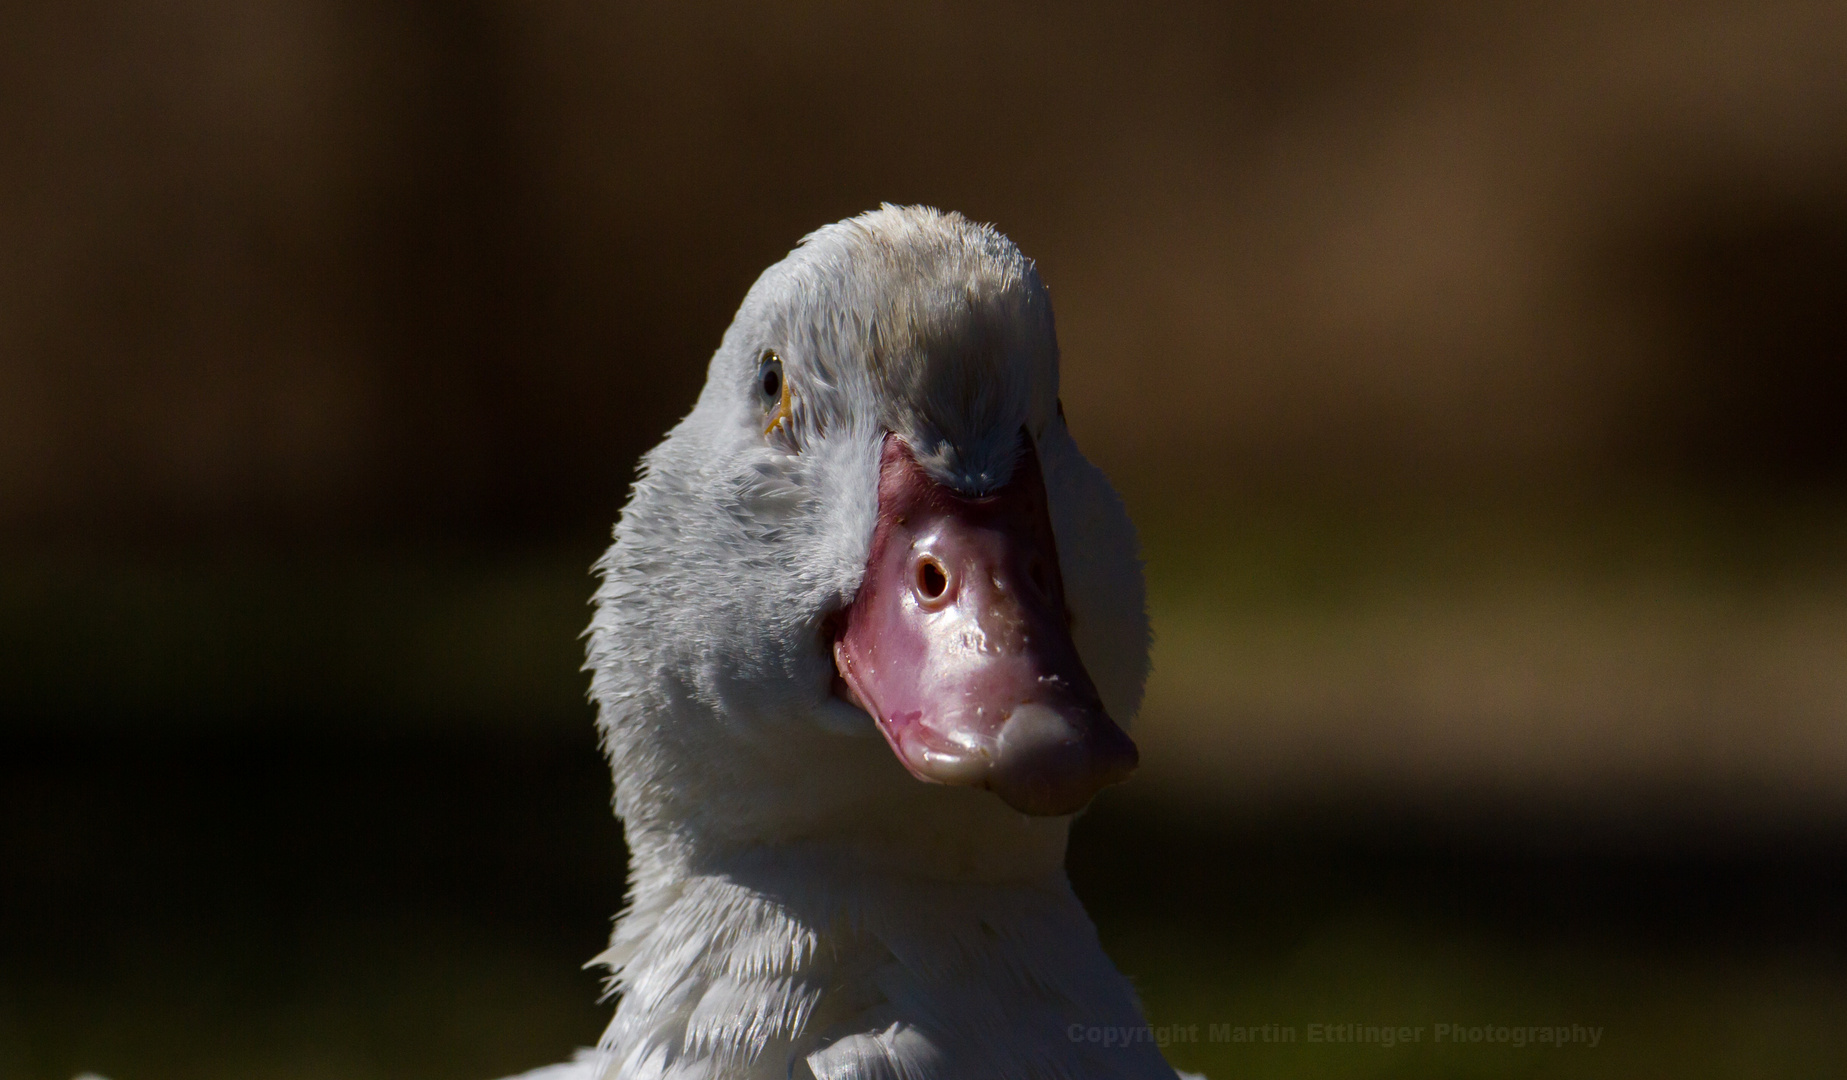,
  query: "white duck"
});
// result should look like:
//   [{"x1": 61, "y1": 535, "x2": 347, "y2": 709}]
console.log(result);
[{"x1": 512, "y1": 206, "x2": 1180, "y2": 1080}]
